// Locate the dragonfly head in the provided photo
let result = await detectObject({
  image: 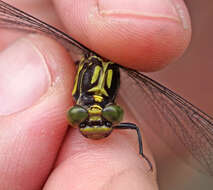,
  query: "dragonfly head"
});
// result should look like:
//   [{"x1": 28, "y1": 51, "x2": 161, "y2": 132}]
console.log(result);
[{"x1": 67, "y1": 104, "x2": 123, "y2": 139}]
